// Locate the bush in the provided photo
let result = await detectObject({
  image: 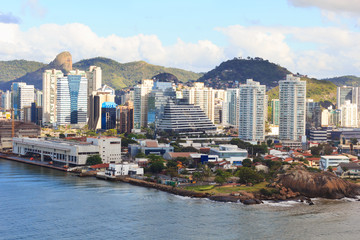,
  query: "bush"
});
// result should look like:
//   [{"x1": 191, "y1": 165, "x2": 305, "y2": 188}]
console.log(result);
[
  {"x1": 237, "y1": 167, "x2": 264, "y2": 184},
  {"x1": 86, "y1": 155, "x2": 102, "y2": 165}
]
